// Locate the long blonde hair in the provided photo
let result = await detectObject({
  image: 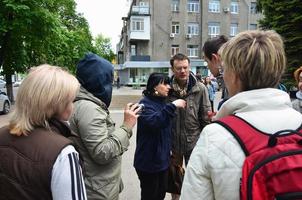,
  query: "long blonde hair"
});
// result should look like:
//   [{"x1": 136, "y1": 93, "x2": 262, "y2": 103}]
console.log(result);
[{"x1": 9, "y1": 64, "x2": 79, "y2": 136}]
